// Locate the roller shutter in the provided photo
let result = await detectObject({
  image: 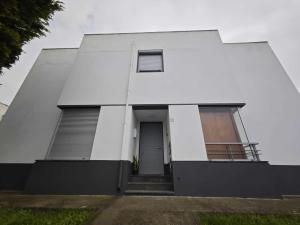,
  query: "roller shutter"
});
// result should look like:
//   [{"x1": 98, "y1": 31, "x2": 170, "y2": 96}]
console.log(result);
[{"x1": 48, "y1": 107, "x2": 100, "y2": 160}]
